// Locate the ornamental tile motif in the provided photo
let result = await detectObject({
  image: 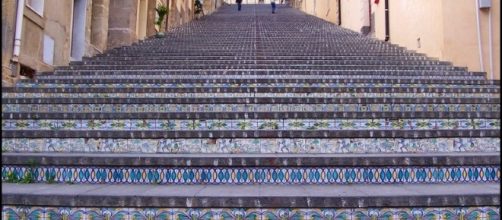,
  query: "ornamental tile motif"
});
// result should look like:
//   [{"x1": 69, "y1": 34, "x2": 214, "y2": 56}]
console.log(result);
[
  {"x1": 14, "y1": 82, "x2": 502, "y2": 89},
  {"x1": 2, "y1": 206, "x2": 500, "y2": 220},
  {"x1": 2, "y1": 138, "x2": 499, "y2": 153},
  {"x1": 27, "y1": 74, "x2": 483, "y2": 80},
  {"x1": 2, "y1": 166, "x2": 499, "y2": 185},
  {"x1": 2, "y1": 92, "x2": 497, "y2": 98},
  {"x1": 3, "y1": 104, "x2": 499, "y2": 113},
  {"x1": 2, "y1": 119, "x2": 499, "y2": 131}
]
